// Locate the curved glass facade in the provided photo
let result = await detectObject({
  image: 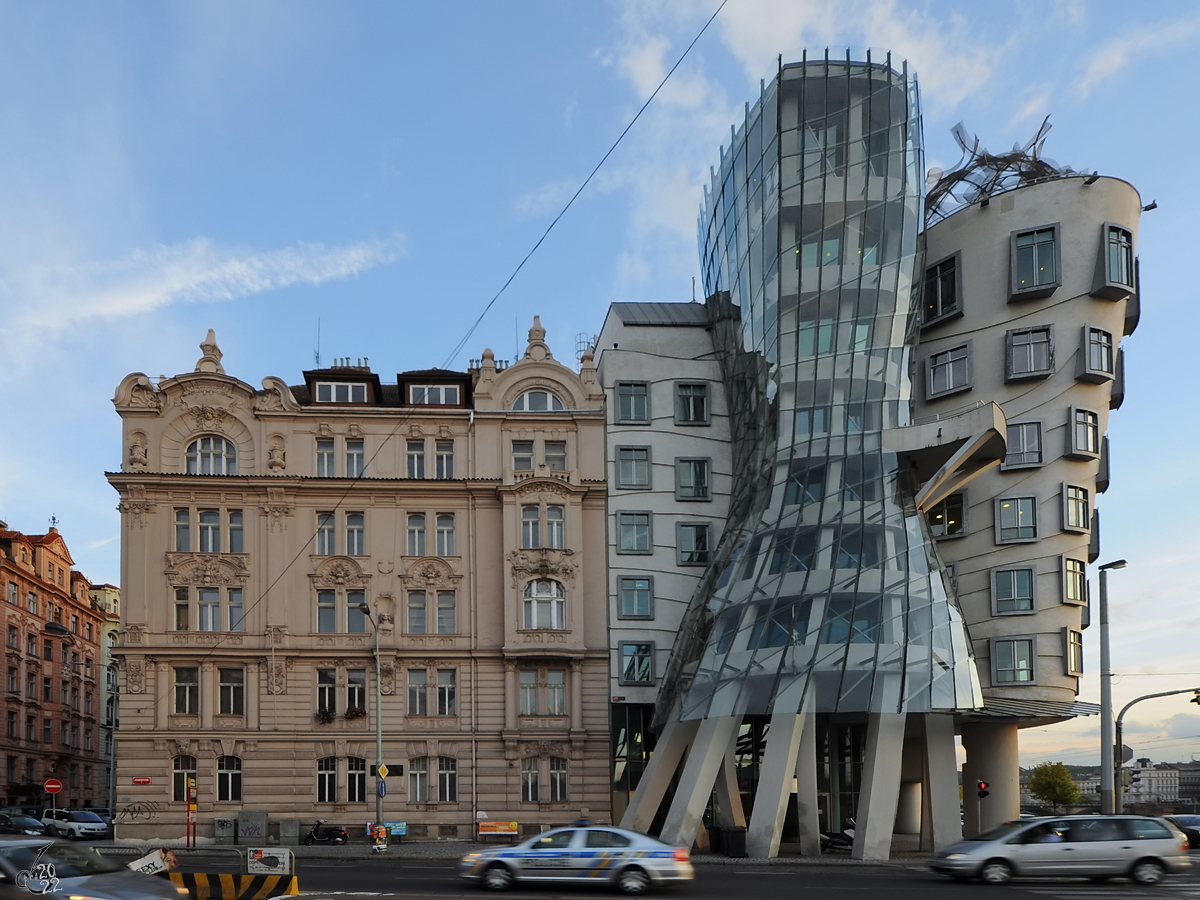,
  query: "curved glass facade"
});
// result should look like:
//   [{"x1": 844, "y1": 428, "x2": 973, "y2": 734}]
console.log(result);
[{"x1": 663, "y1": 53, "x2": 982, "y2": 720}]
